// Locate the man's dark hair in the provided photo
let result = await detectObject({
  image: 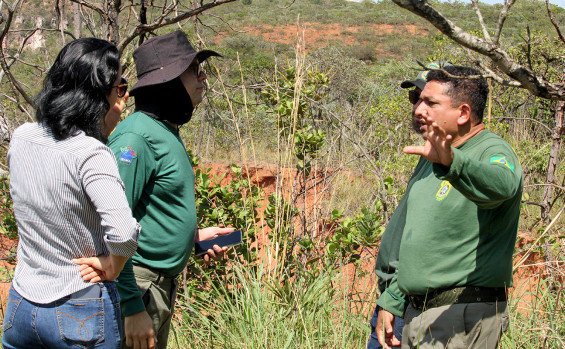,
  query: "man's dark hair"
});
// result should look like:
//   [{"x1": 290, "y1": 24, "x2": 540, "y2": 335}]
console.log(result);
[
  {"x1": 35, "y1": 38, "x2": 120, "y2": 143},
  {"x1": 426, "y1": 65, "x2": 488, "y2": 123}
]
